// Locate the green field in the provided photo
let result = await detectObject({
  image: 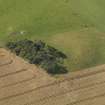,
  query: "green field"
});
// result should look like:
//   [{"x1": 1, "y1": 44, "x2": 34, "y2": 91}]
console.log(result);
[{"x1": 0, "y1": 0, "x2": 105, "y2": 71}]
